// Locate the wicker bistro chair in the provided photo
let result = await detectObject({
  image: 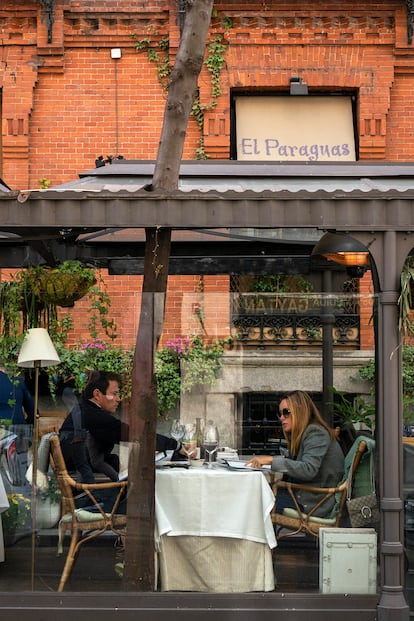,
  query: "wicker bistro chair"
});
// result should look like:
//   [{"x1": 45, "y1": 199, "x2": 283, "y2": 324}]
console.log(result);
[
  {"x1": 271, "y1": 436, "x2": 369, "y2": 540},
  {"x1": 48, "y1": 433, "x2": 127, "y2": 591}
]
